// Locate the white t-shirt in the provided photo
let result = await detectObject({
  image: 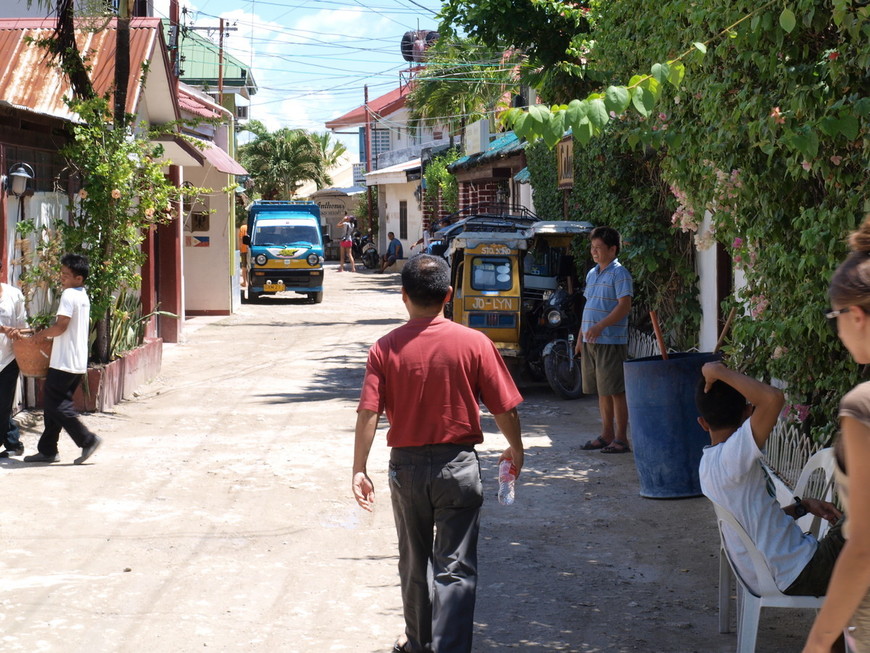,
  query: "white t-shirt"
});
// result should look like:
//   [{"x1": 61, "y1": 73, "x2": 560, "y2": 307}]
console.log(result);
[
  {"x1": 50, "y1": 286, "x2": 90, "y2": 374},
  {"x1": 0, "y1": 283, "x2": 27, "y2": 369},
  {"x1": 699, "y1": 418, "x2": 817, "y2": 592}
]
